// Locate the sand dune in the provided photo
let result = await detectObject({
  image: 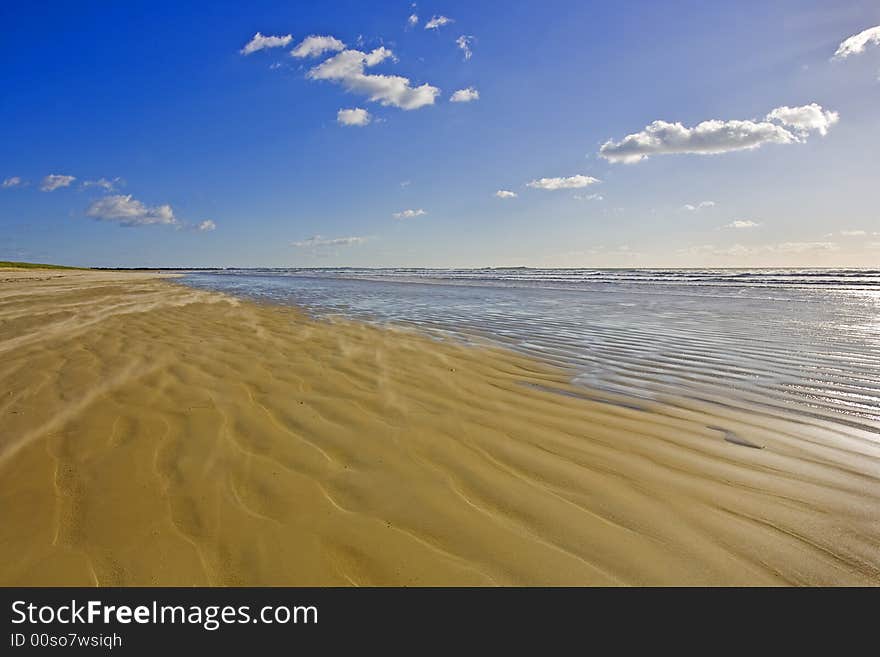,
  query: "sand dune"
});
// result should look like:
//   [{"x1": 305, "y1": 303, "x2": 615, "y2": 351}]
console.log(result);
[{"x1": 0, "y1": 270, "x2": 878, "y2": 585}]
